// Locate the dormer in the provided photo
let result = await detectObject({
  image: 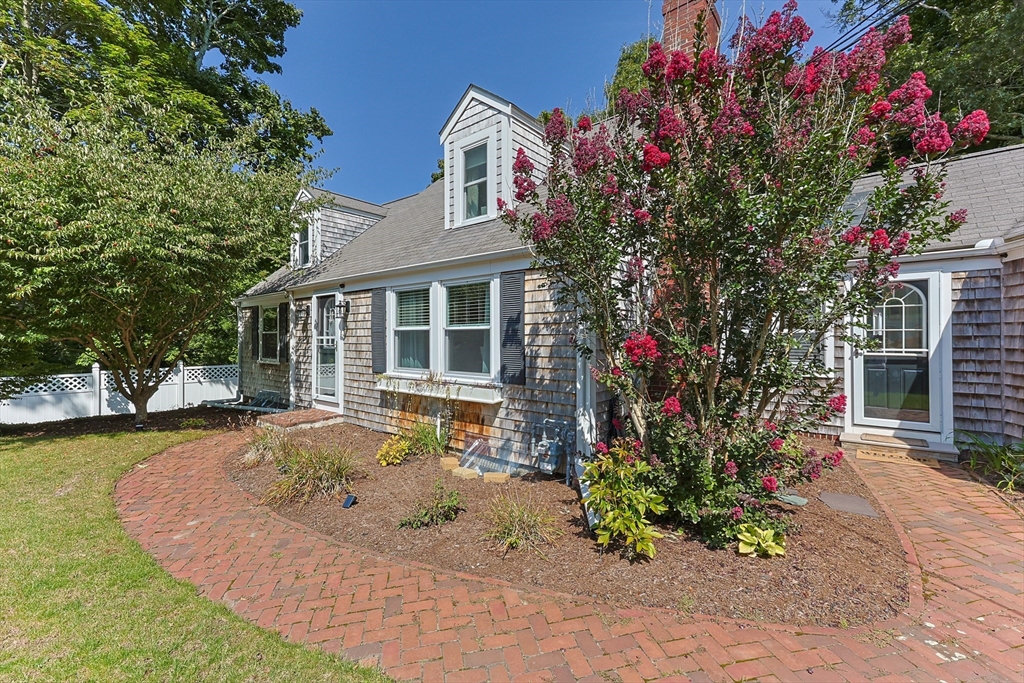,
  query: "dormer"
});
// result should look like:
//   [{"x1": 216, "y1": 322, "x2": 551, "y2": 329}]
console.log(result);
[
  {"x1": 439, "y1": 85, "x2": 547, "y2": 230},
  {"x1": 292, "y1": 188, "x2": 387, "y2": 269}
]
